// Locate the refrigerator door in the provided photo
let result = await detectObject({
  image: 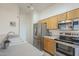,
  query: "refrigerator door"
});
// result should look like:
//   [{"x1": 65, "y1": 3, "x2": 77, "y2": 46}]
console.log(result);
[
  {"x1": 33, "y1": 24, "x2": 38, "y2": 48},
  {"x1": 41, "y1": 23, "x2": 48, "y2": 37},
  {"x1": 37, "y1": 23, "x2": 48, "y2": 50},
  {"x1": 33, "y1": 23, "x2": 38, "y2": 37},
  {"x1": 33, "y1": 23, "x2": 48, "y2": 51},
  {"x1": 37, "y1": 23, "x2": 48, "y2": 37},
  {"x1": 37, "y1": 23, "x2": 42, "y2": 36}
]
